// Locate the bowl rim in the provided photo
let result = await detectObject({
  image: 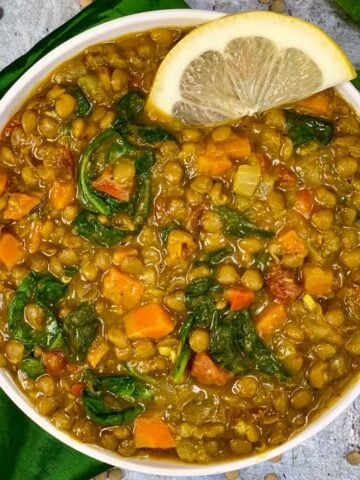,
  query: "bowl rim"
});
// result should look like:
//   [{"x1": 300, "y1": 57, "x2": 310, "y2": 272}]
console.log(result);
[{"x1": 0, "y1": 8, "x2": 360, "y2": 476}]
